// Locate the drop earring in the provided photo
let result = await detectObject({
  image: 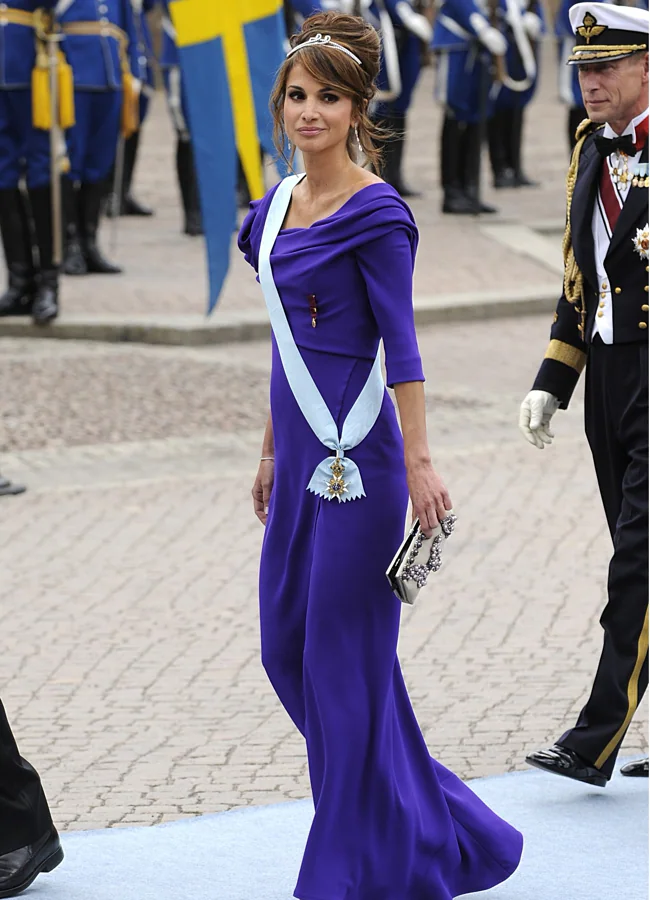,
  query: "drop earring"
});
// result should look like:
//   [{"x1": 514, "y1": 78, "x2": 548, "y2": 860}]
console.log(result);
[{"x1": 354, "y1": 126, "x2": 362, "y2": 155}]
